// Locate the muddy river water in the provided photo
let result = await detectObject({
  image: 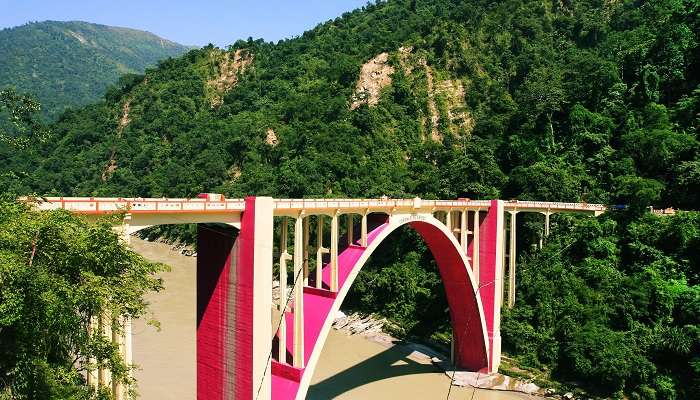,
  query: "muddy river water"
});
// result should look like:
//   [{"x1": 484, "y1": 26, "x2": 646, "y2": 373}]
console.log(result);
[{"x1": 130, "y1": 238, "x2": 535, "y2": 400}]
